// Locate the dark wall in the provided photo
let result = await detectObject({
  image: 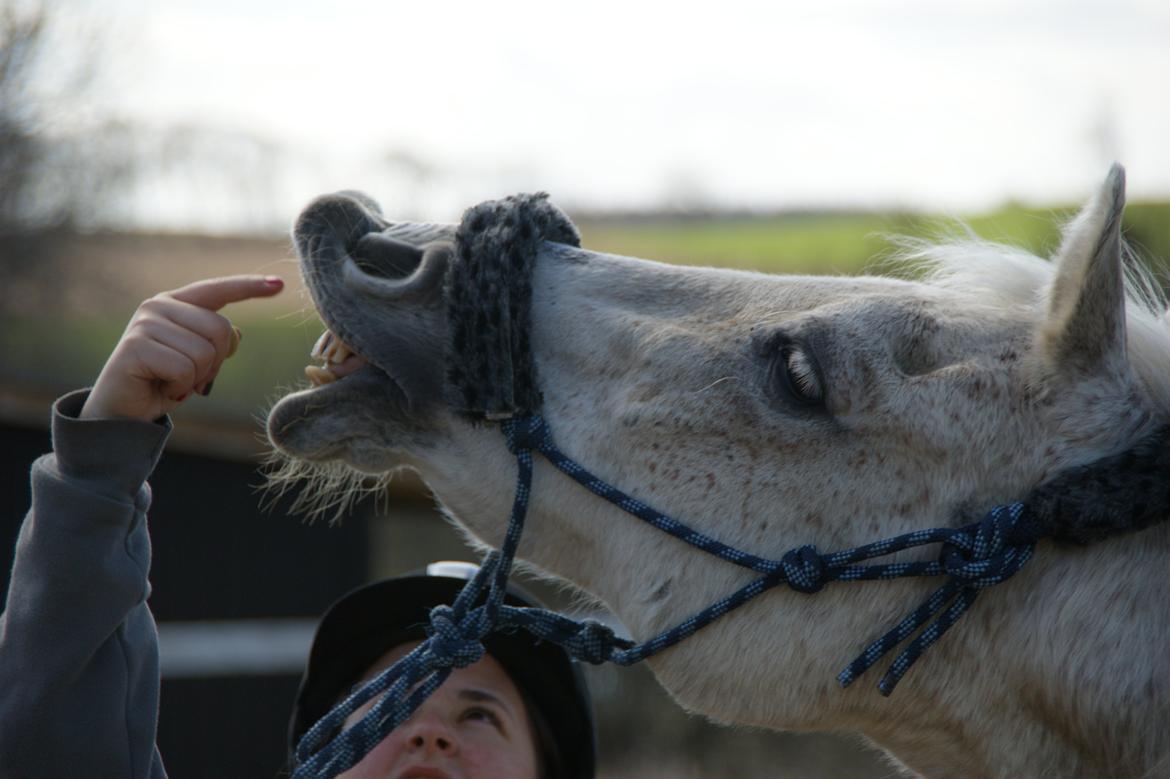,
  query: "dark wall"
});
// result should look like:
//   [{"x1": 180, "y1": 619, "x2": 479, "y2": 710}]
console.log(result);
[
  {"x1": 1, "y1": 420, "x2": 370, "y2": 777},
  {"x1": 0, "y1": 424, "x2": 49, "y2": 581},
  {"x1": 144, "y1": 440, "x2": 368, "y2": 623}
]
